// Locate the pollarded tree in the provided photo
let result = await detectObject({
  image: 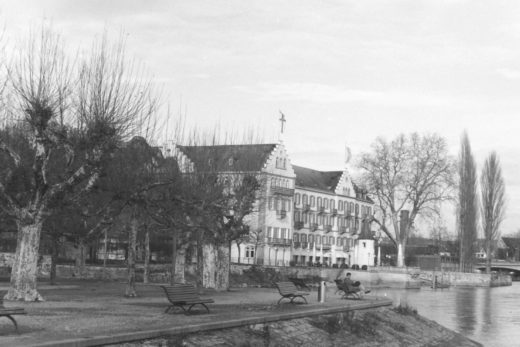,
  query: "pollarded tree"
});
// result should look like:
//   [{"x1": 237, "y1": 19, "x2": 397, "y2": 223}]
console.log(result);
[
  {"x1": 458, "y1": 132, "x2": 479, "y2": 273},
  {"x1": 0, "y1": 29, "x2": 157, "y2": 301},
  {"x1": 481, "y1": 151, "x2": 506, "y2": 274},
  {"x1": 358, "y1": 133, "x2": 454, "y2": 267}
]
